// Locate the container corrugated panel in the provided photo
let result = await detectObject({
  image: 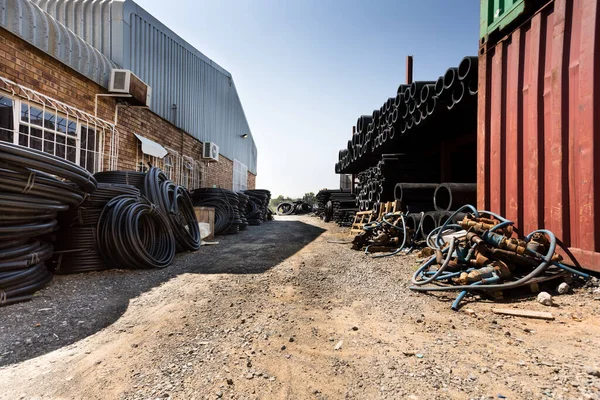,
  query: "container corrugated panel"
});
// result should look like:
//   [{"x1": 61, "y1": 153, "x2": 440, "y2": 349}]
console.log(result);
[
  {"x1": 0, "y1": 0, "x2": 116, "y2": 86},
  {"x1": 34, "y1": 0, "x2": 257, "y2": 174},
  {"x1": 478, "y1": 0, "x2": 600, "y2": 271}
]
